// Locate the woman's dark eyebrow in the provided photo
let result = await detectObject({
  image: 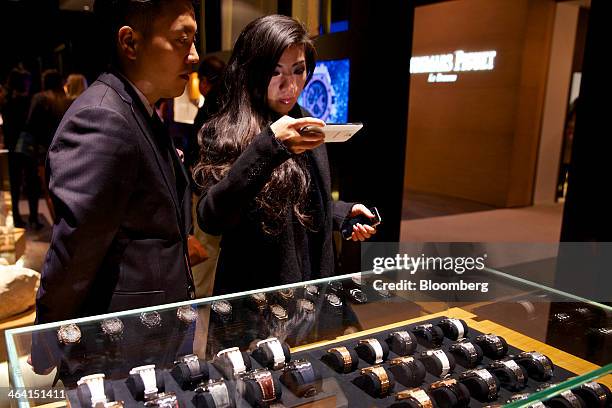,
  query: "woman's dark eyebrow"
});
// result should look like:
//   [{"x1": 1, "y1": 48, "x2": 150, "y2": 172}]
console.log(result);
[{"x1": 276, "y1": 60, "x2": 306, "y2": 68}]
